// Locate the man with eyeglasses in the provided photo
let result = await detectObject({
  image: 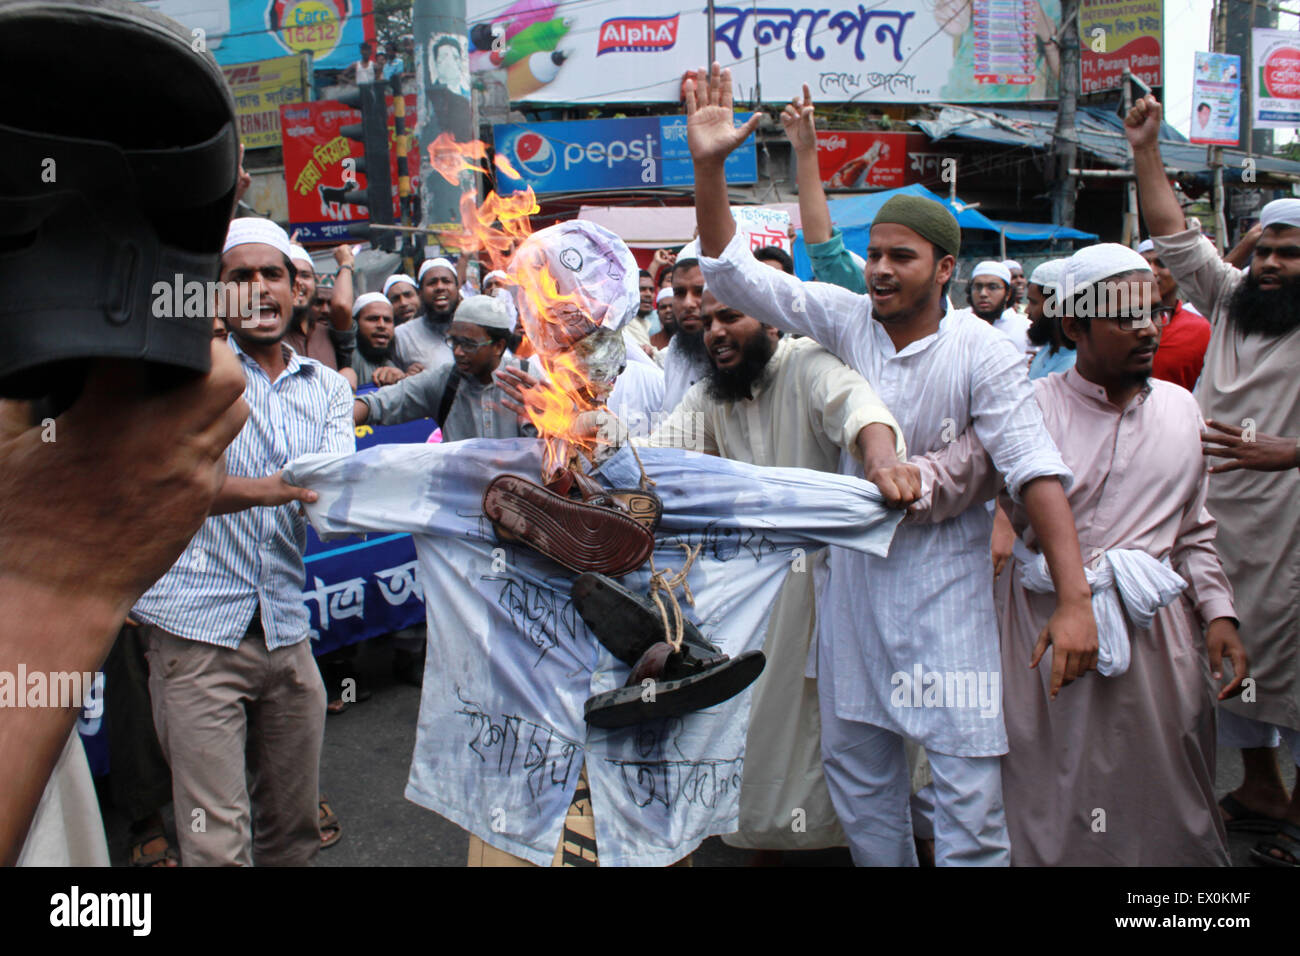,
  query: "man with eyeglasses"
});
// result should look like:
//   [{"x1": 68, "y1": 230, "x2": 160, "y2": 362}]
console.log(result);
[
  {"x1": 352, "y1": 294, "x2": 536, "y2": 440},
  {"x1": 910, "y1": 243, "x2": 1248, "y2": 865}
]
